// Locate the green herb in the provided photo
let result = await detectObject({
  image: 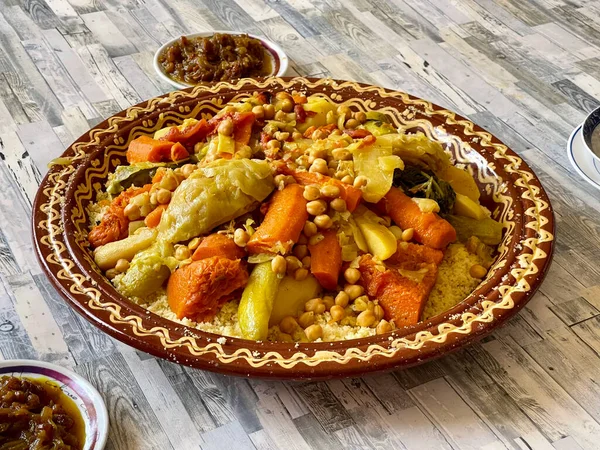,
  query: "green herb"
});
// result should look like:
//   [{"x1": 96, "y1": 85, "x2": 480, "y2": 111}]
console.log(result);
[{"x1": 393, "y1": 165, "x2": 456, "y2": 214}]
